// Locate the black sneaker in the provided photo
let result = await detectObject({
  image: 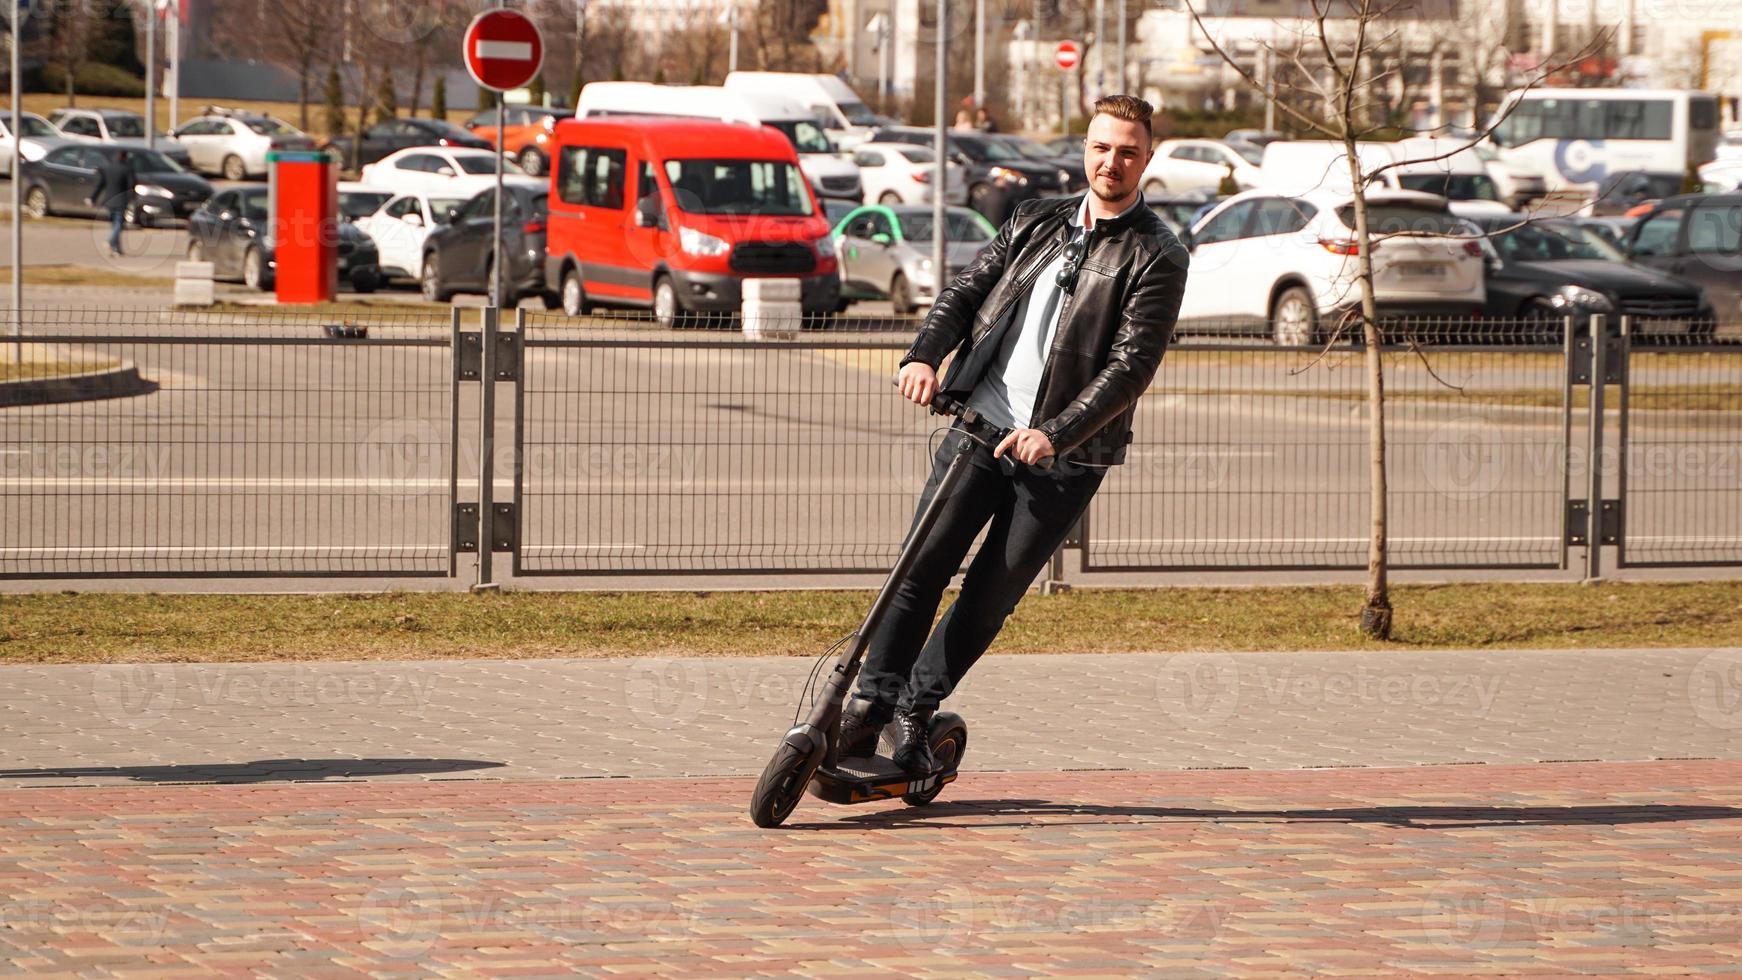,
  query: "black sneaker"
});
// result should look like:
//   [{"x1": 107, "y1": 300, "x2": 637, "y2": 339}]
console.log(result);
[
  {"x1": 891, "y1": 707, "x2": 935, "y2": 774},
  {"x1": 832, "y1": 697, "x2": 893, "y2": 766}
]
